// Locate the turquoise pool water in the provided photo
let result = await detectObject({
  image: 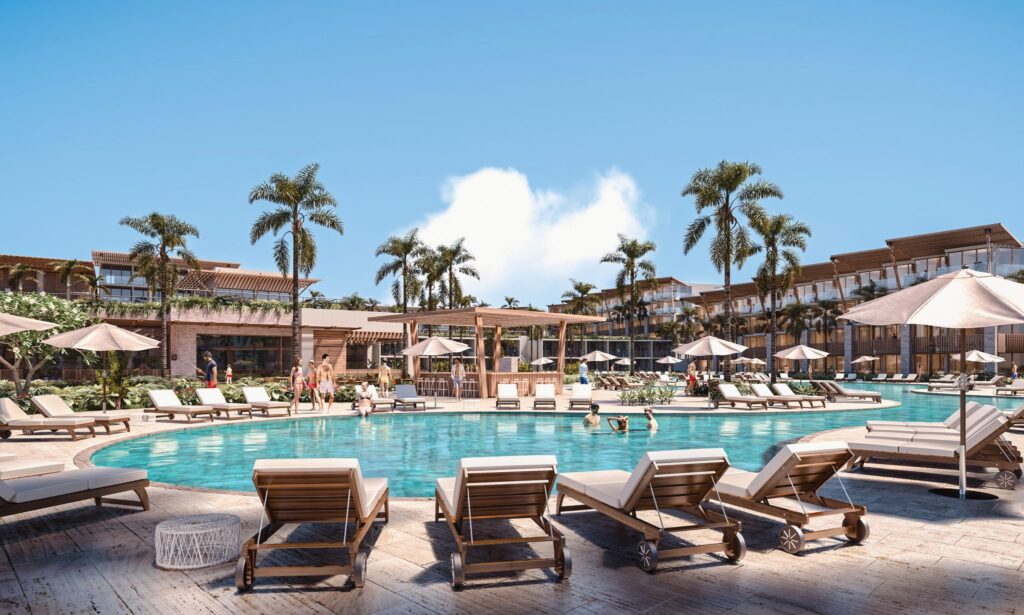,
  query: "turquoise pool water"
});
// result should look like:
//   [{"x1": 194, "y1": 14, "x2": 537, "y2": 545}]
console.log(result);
[{"x1": 92, "y1": 384, "x2": 1023, "y2": 497}]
